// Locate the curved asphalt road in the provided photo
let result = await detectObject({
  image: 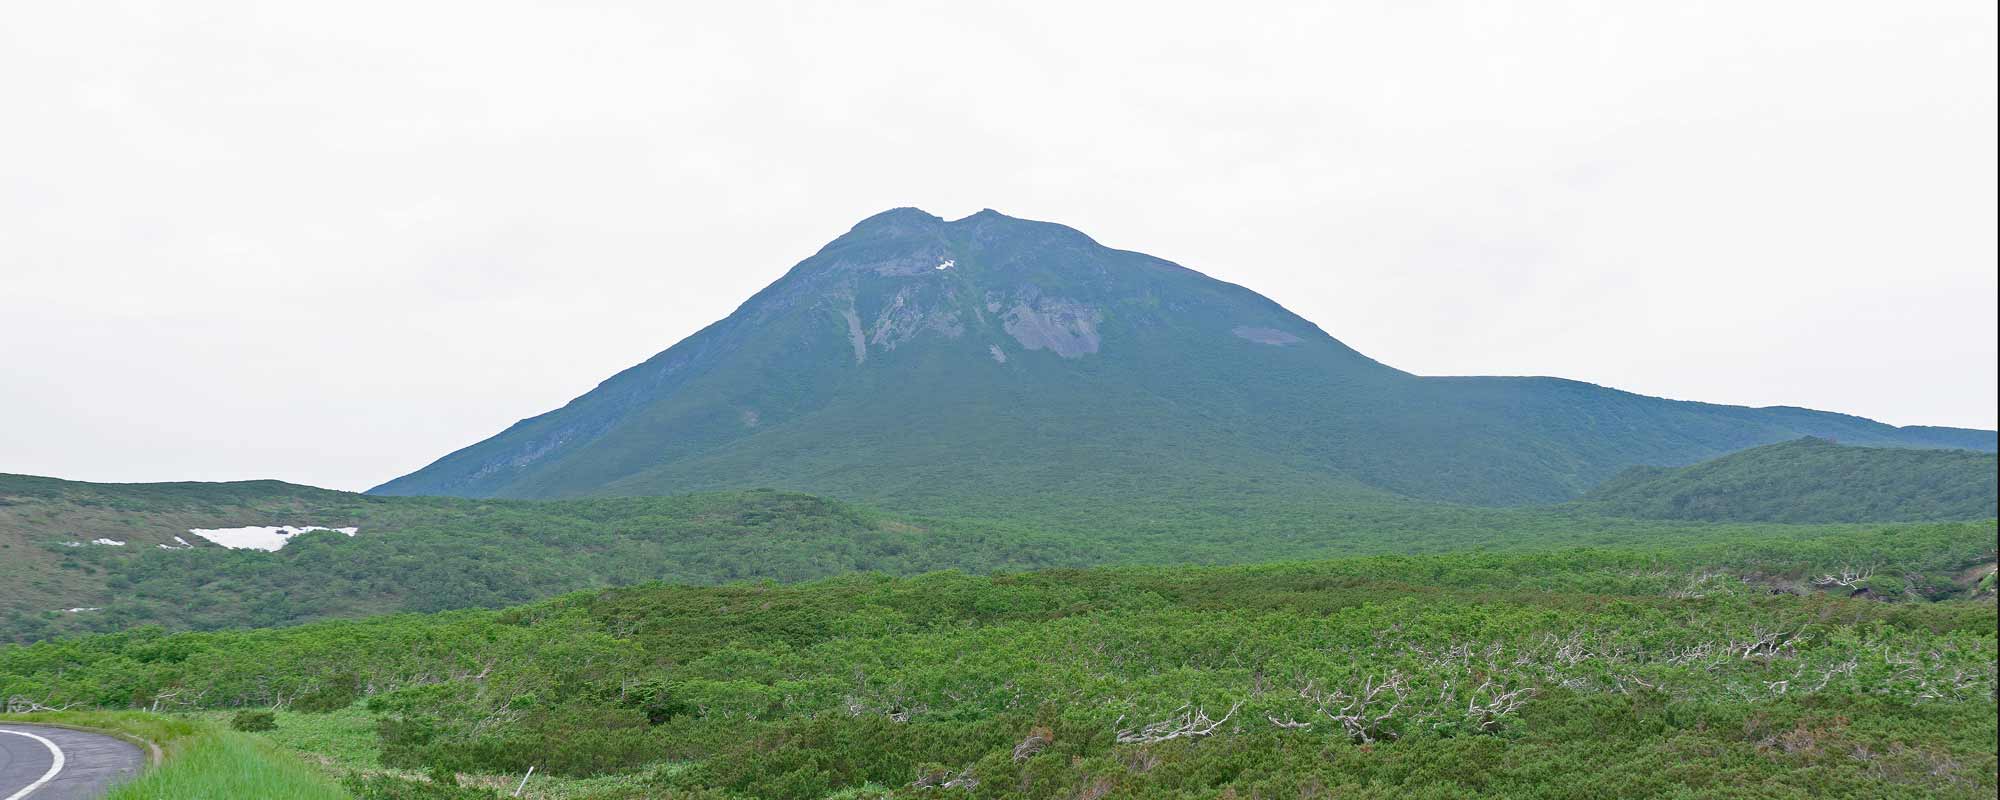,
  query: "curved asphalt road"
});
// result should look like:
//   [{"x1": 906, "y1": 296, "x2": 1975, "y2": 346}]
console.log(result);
[{"x1": 0, "y1": 725, "x2": 144, "y2": 800}]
